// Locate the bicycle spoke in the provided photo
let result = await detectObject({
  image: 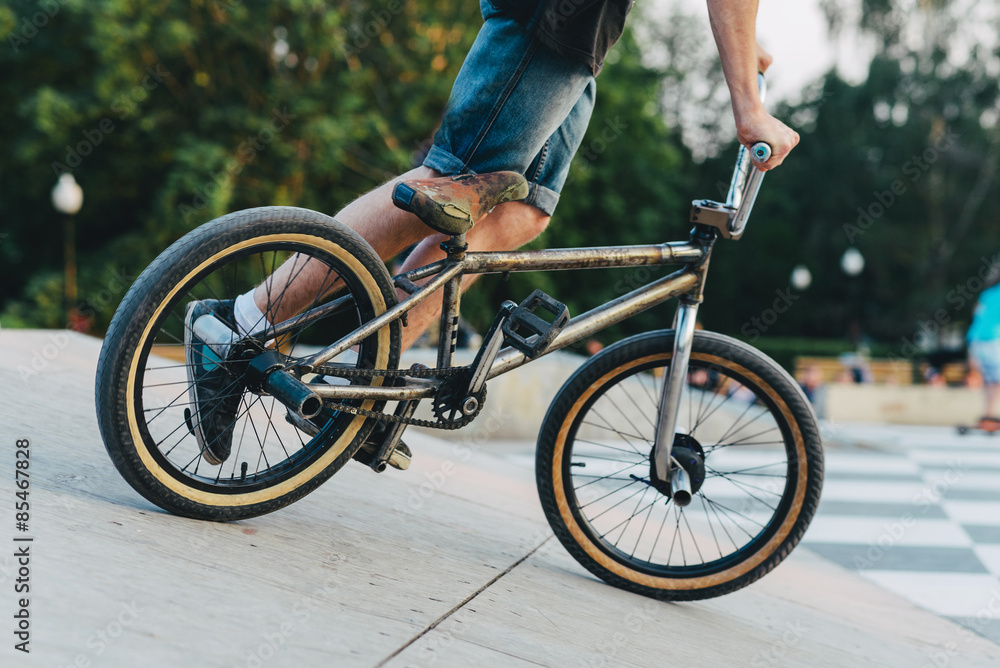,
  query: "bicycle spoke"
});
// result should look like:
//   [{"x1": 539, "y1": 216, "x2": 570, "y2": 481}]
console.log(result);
[{"x1": 588, "y1": 409, "x2": 647, "y2": 455}]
